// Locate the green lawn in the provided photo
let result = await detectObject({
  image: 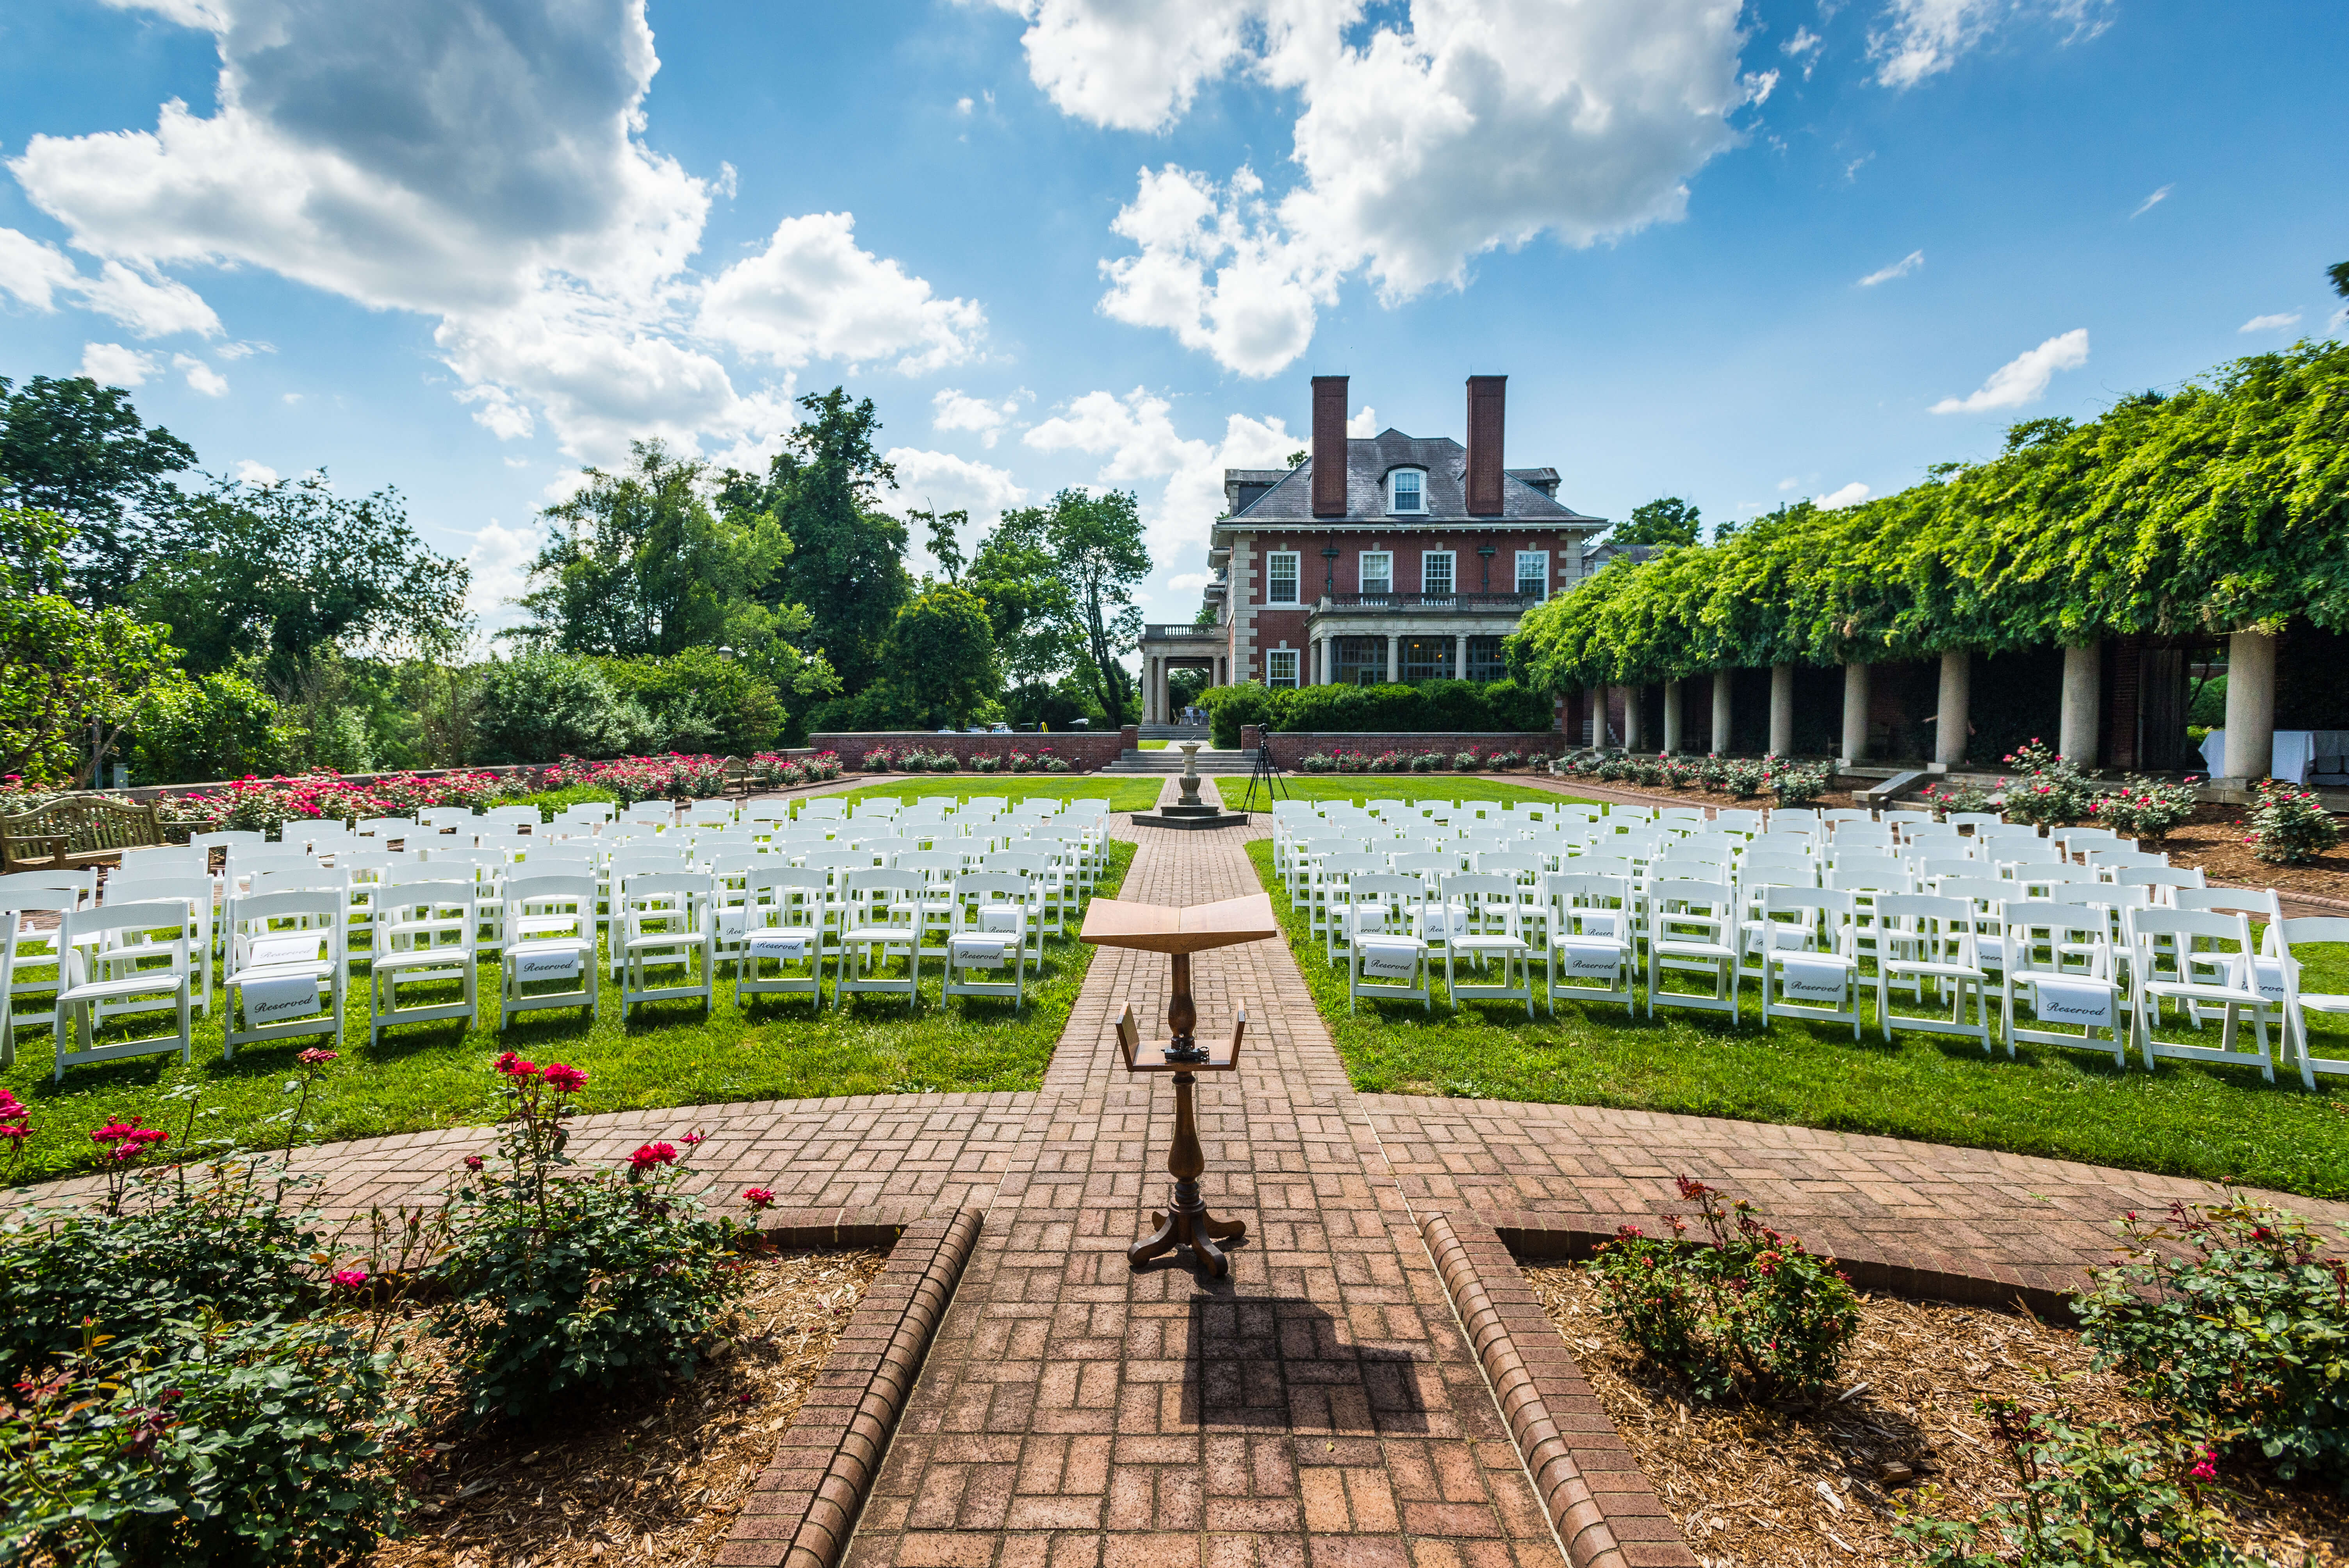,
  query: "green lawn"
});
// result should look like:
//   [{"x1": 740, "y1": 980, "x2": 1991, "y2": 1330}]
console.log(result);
[
  {"x1": 0, "y1": 842, "x2": 1133, "y2": 1190},
  {"x1": 1139, "y1": 739, "x2": 1170, "y2": 750},
  {"x1": 834, "y1": 776, "x2": 1165, "y2": 812},
  {"x1": 1214, "y1": 776, "x2": 1588, "y2": 809},
  {"x1": 1241, "y1": 839, "x2": 2349, "y2": 1200}
]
